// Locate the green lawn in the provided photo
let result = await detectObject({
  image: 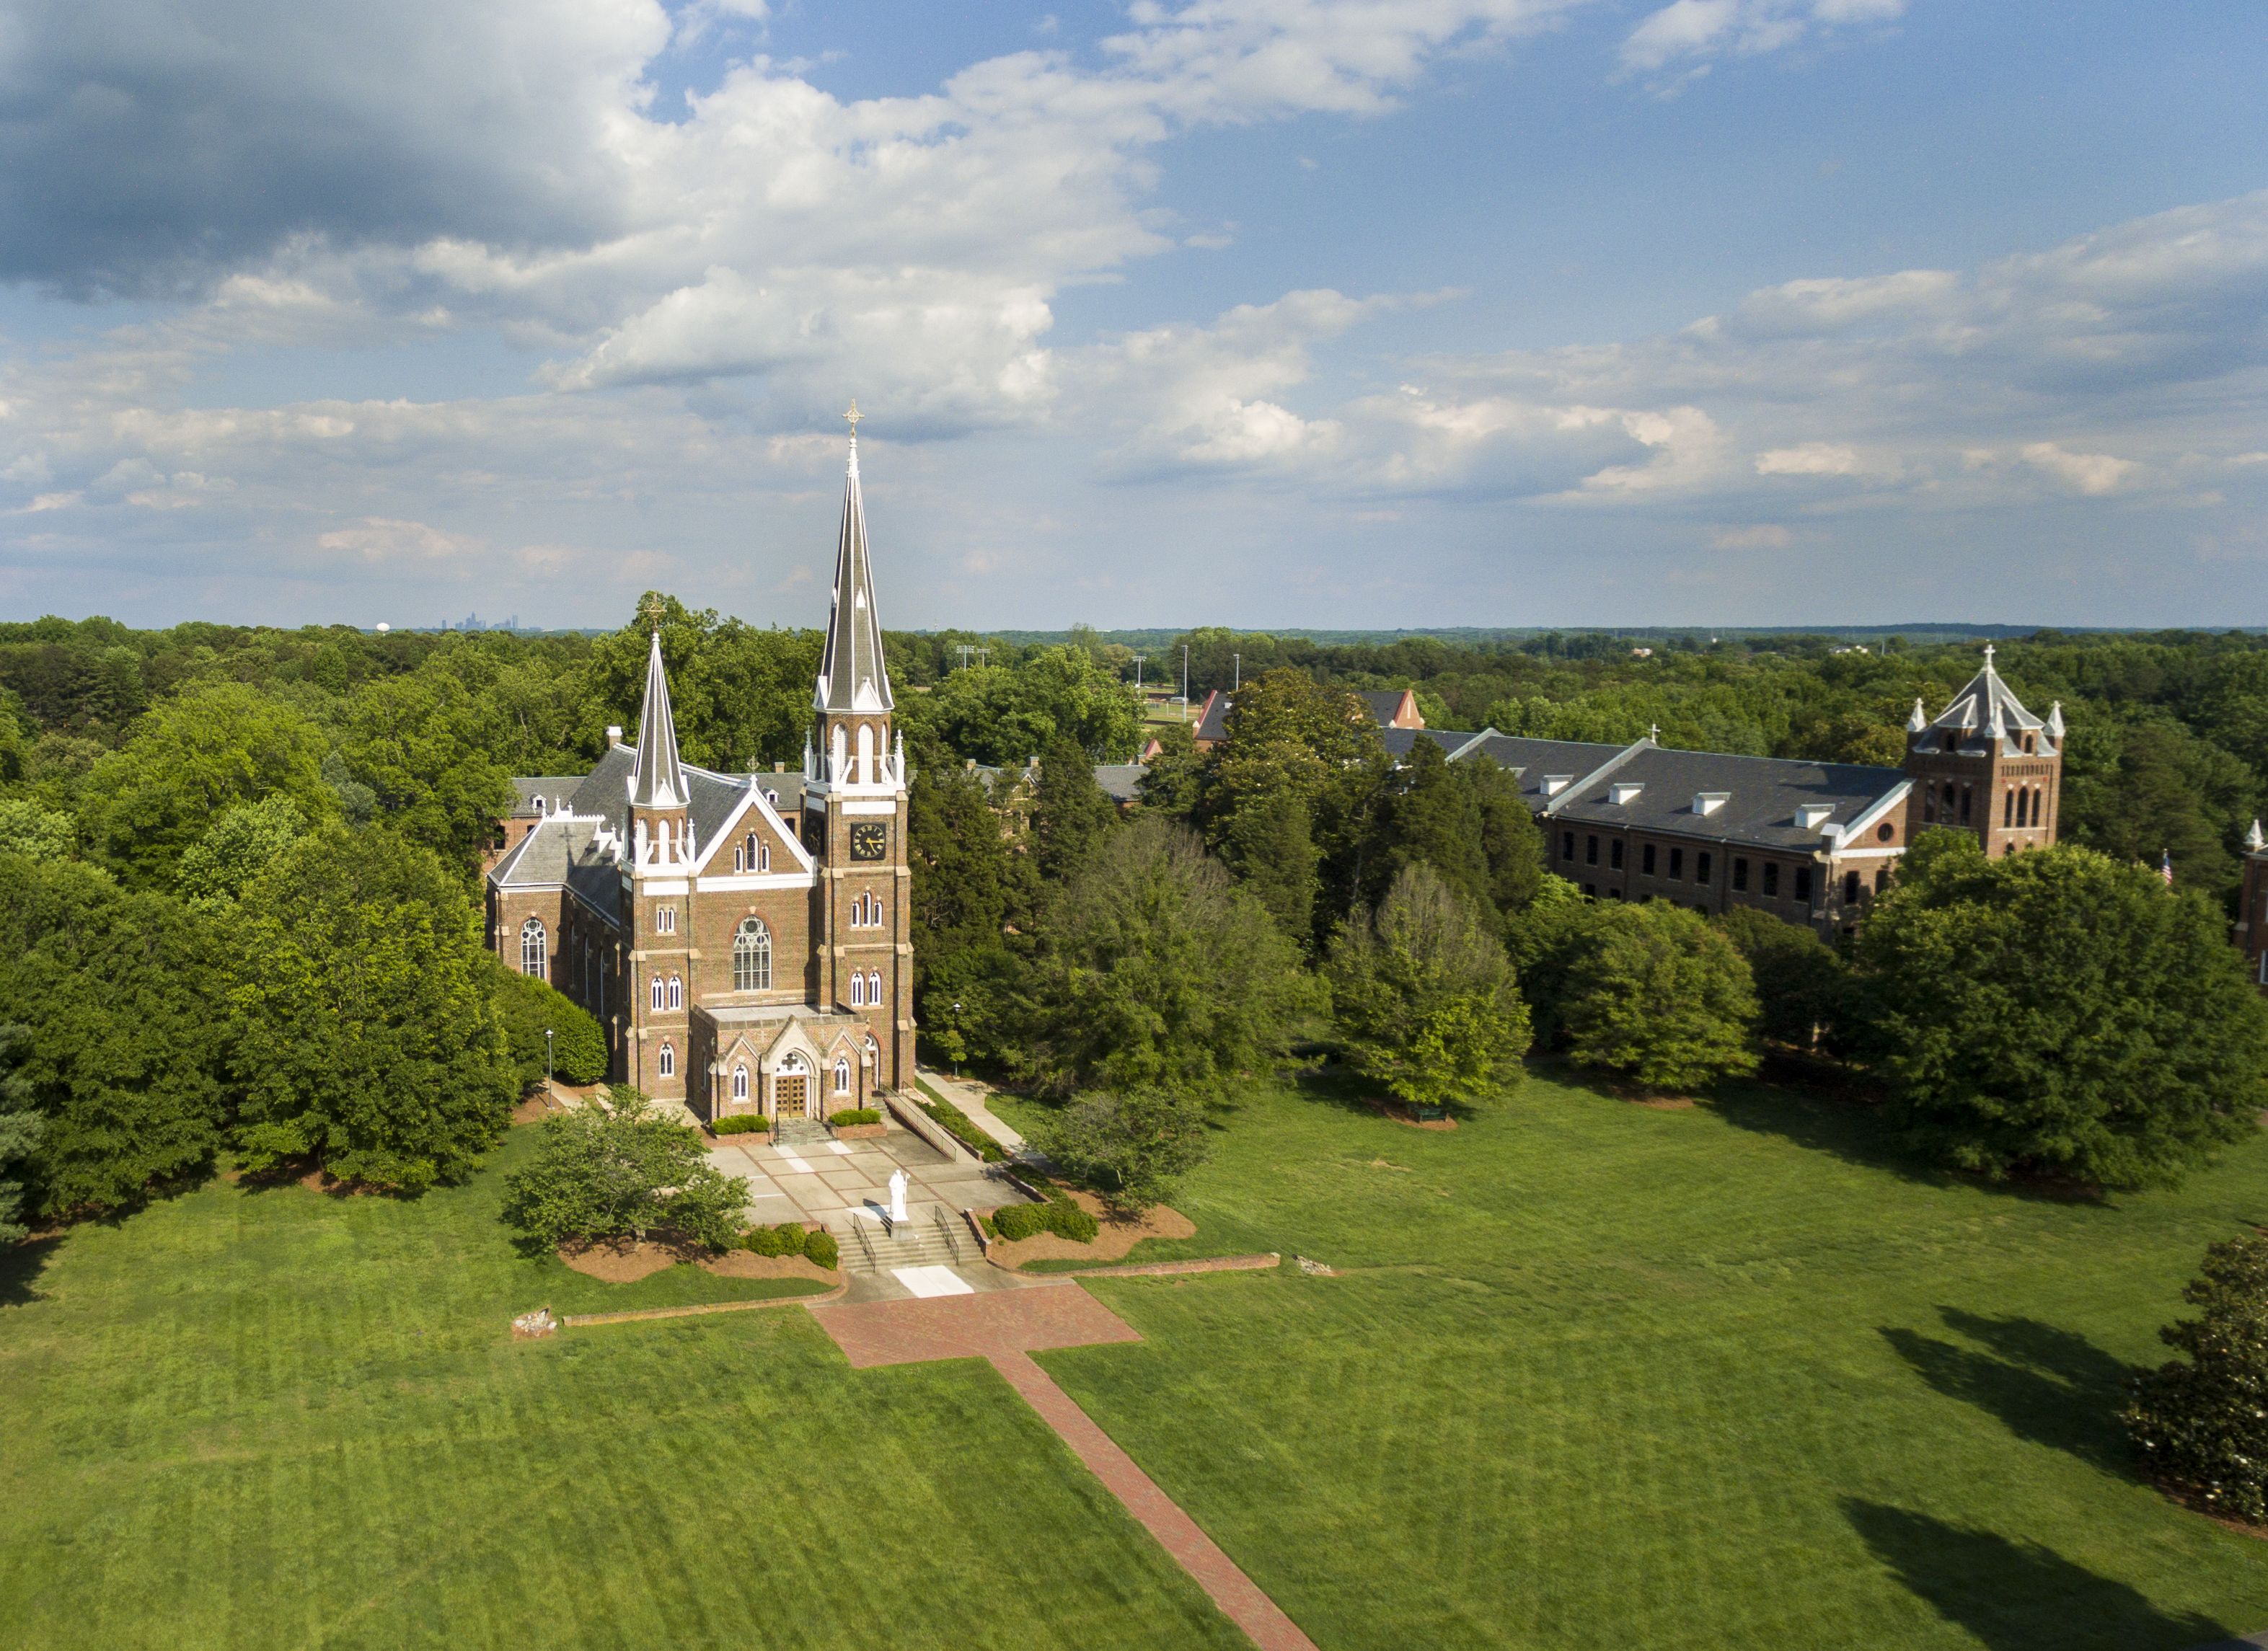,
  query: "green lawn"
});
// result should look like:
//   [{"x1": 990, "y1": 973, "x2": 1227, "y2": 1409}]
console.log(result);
[
  {"x1": 0, "y1": 1125, "x2": 1246, "y2": 1651},
  {"x1": 998, "y1": 1071, "x2": 2268, "y2": 1650}
]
